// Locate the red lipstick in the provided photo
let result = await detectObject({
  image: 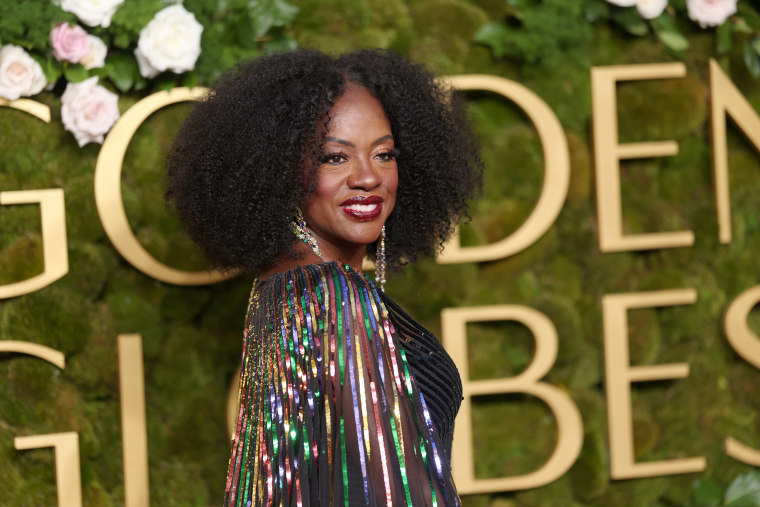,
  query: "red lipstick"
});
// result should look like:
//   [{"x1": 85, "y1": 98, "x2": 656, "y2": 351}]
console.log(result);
[{"x1": 341, "y1": 195, "x2": 383, "y2": 221}]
